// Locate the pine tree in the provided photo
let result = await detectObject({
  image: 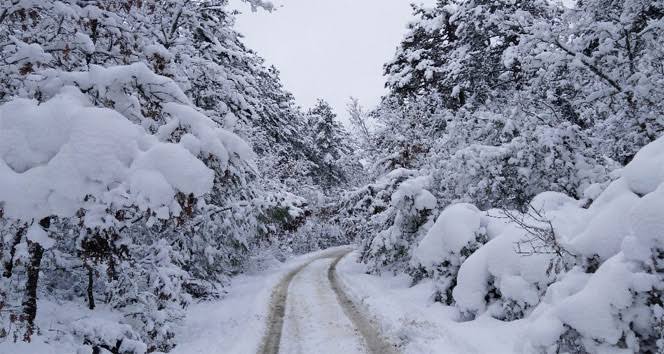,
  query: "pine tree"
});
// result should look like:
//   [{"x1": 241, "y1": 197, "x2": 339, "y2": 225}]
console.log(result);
[{"x1": 307, "y1": 99, "x2": 354, "y2": 191}]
